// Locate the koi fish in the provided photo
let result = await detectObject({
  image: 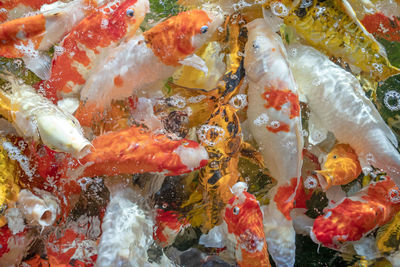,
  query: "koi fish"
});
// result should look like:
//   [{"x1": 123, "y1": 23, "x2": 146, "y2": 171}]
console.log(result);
[
  {"x1": 73, "y1": 125, "x2": 209, "y2": 177},
  {"x1": 0, "y1": 73, "x2": 91, "y2": 158},
  {"x1": 287, "y1": 43, "x2": 400, "y2": 183},
  {"x1": 244, "y1": 18, "x2": 303, "y2": 267},
  {"x1": 153, "y1": 209, "x2": 189, "y2": 248},
  {"x1": 361, "y1": 12, "x2": 400, "y2": 42},
  {"x1": 43, "y1": 0, "x2": 150, "y2": 103},
  {"x1": 316, "y1": 144, "x2": 362, "y2": 191},
  {"x1": 312, "y1": 176, "x2": 400, "y2": 248},
  {"x1": 266, "y1": 0, "x2": 399, "y2": 81},
  {"x1": 224, "y1": 182, "x2": 271, "y2": 267},
  {"x1": 0, "y1": 141, "x2": 20, "y2": 227},
  {"x1": 0, "y1": 0, "x2": 58, "y2": 22},
  {"x1": 79, "y1": 8, "x2": 223, "y2": 108},
  {"x1": 376, "y1": 211, "x2": 400, "y2": 254}
]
